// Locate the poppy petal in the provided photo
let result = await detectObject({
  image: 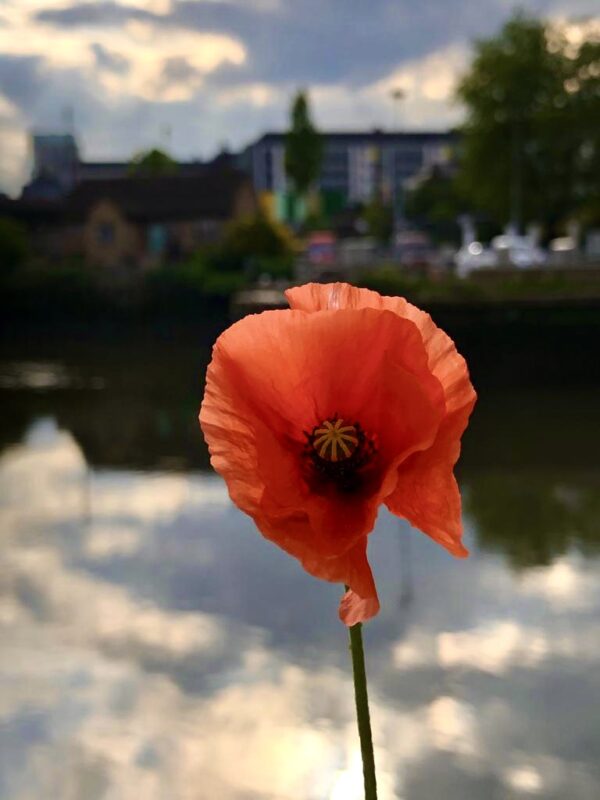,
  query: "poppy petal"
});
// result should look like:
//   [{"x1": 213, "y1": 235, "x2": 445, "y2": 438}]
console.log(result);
[
  {"x1": 287, "y1": 283, "x2": 476, "y2": 555},
  {"x1": 385, "y1": 403, "x2": 472, "y2": 556},
  {"x1": 201, "y1": 305, "x2": 446, "y2": 559},
  {"x1": 301, "y1": 538, "x2": 380, "y2": 625},
  {"x1": 339, "y1": 590, "x2": 380, "y2": 627},
  {"x1": 286, "y1": 282, "x2": 475, "y2": 417}
]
